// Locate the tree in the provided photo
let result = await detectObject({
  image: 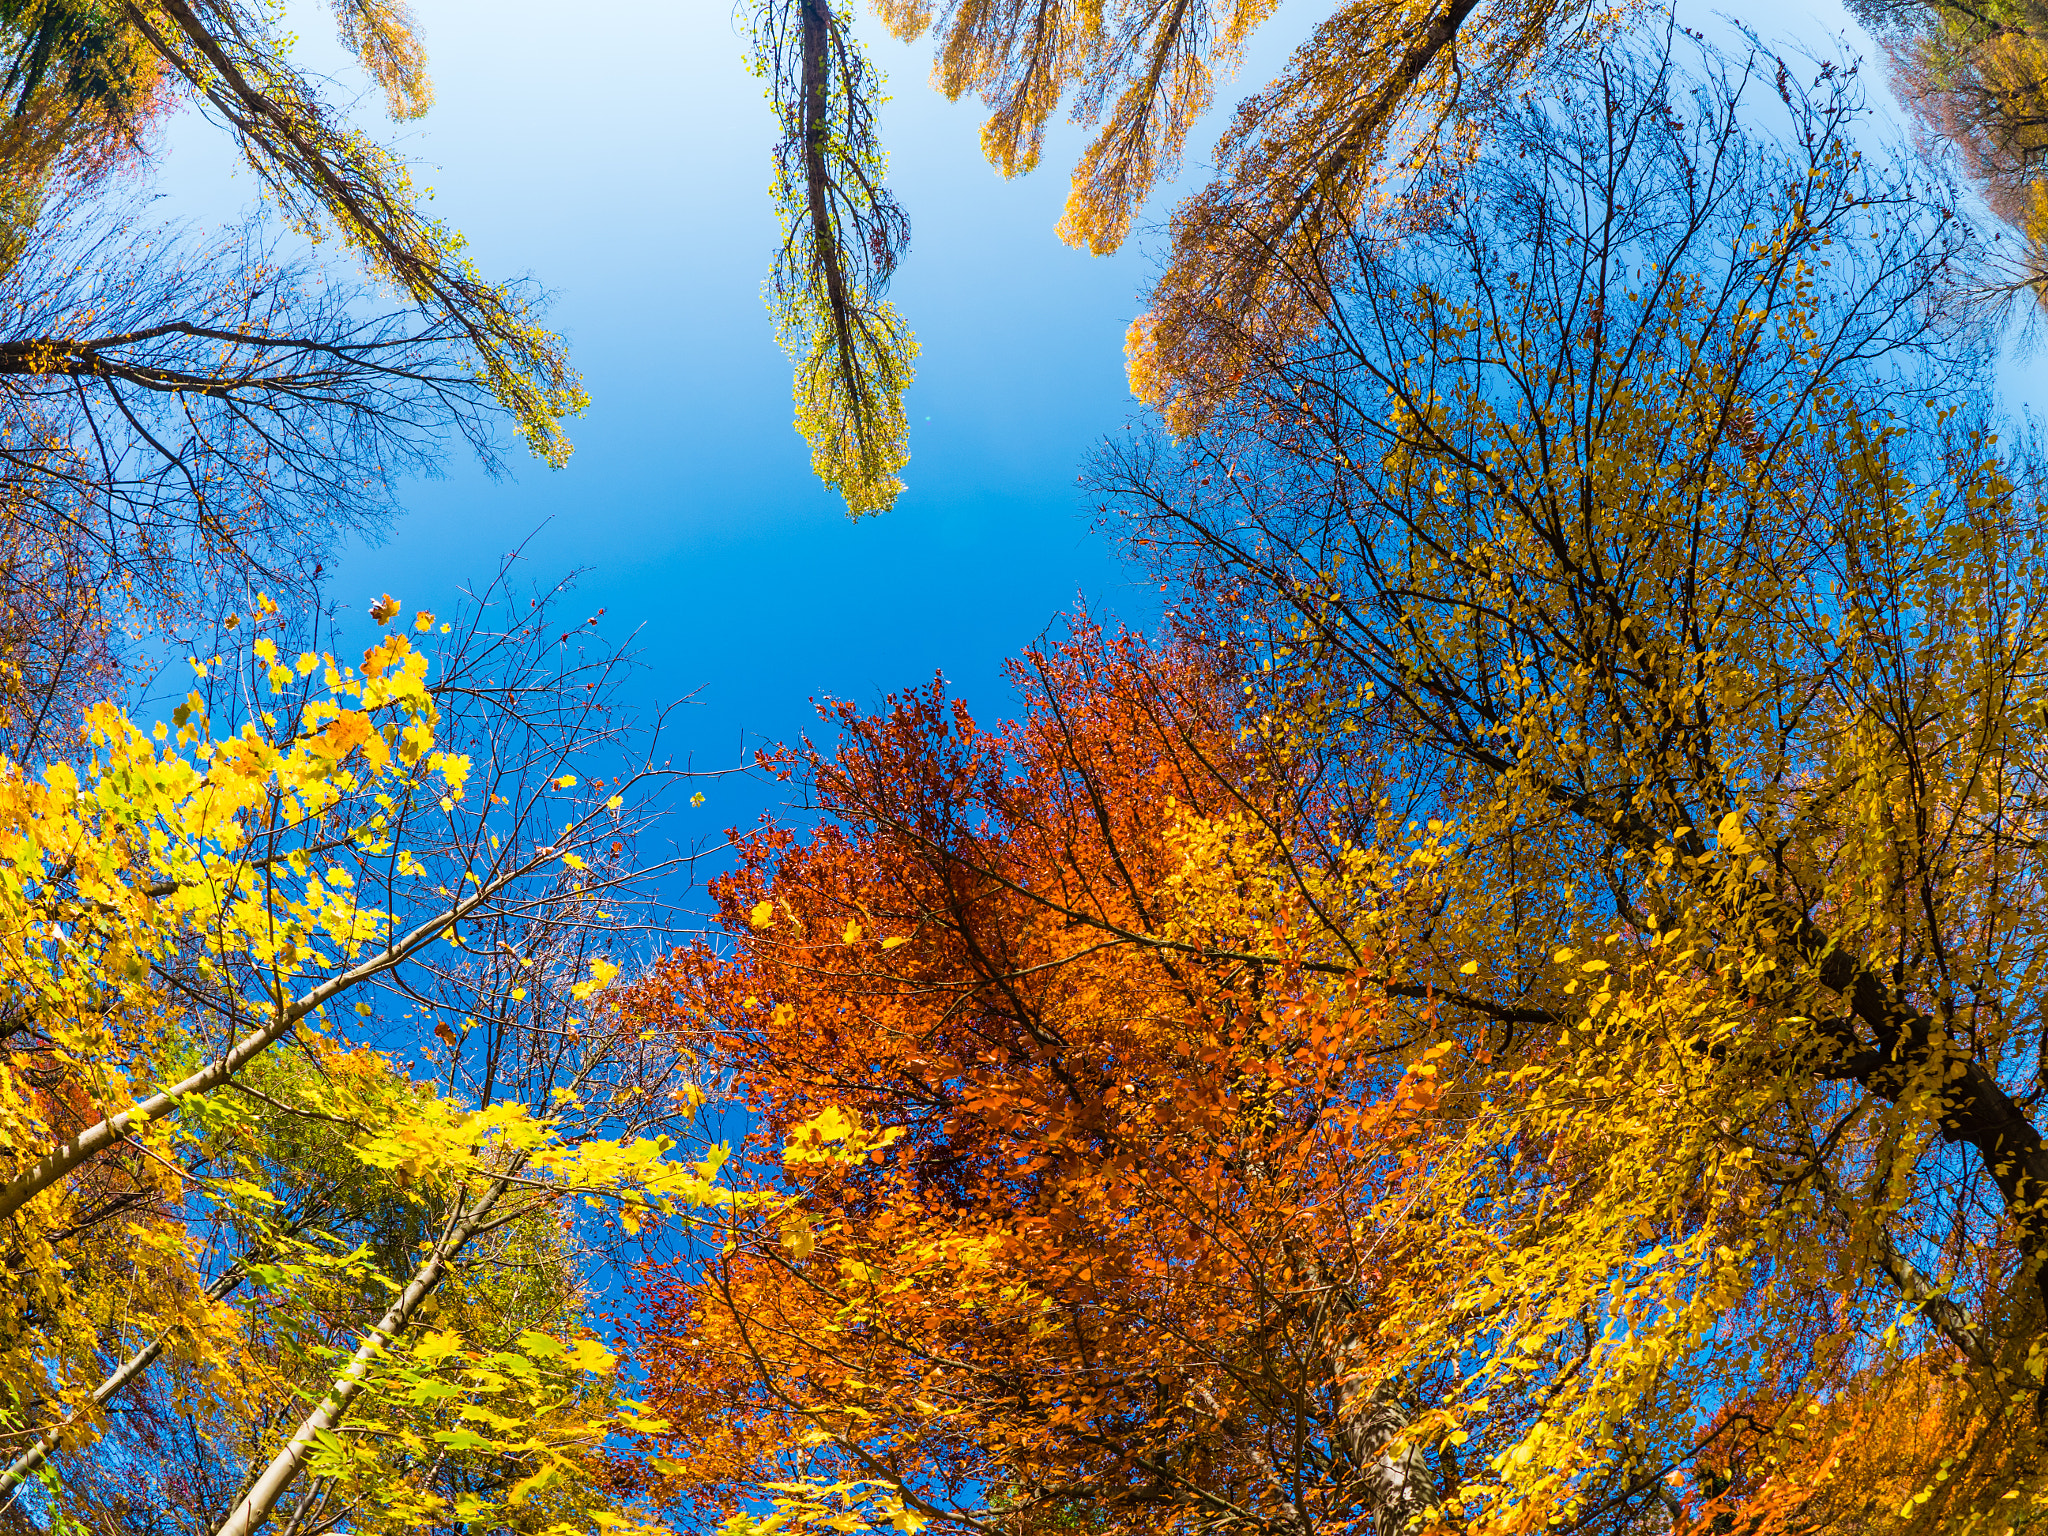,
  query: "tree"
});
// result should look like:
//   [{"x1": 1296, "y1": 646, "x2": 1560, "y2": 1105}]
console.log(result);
[
  {"x1": 0, "y1": 0, "x2": 590, "y2": 771},
  {"x1": 0, "y1": 2, "x2": 586, "y2": 771},
  {"x1": 1846, "y1": 0, "x2": 2048, "y2": 302},
  {"x1": 623, "y1": 622, "x2": 1495, "y2": 1536},
  {"x1": 751, "y1": 0, "x2": 917, "y2": 518},
  {"x1": 0, "y1": 202, "x2": 518, "y2": 766},
  {"x1": 0, "y1": 0, "x2": 582, "y2": 471},
  {"x1": 0, "y1": 570, "x2": 726, "y2": 1535},
  {"x1": 1093, "y1": 34, "x2": 2048, "y2": 1534}
]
